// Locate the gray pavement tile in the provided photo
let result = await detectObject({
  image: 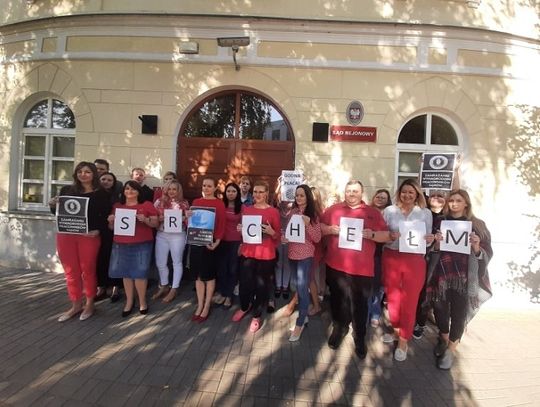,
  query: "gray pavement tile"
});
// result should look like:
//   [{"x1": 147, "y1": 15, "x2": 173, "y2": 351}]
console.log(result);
[
  {"x1": 141, "y1": 363, "x2": 176, "y2": 387},
  {"x1": 1, "y1": 268, "x2": 540, "y2": 406}
]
